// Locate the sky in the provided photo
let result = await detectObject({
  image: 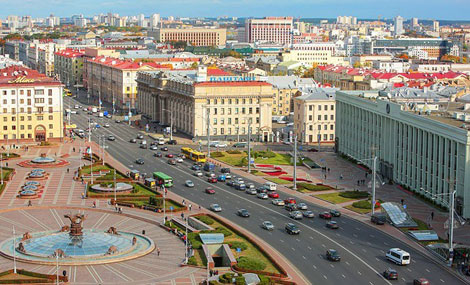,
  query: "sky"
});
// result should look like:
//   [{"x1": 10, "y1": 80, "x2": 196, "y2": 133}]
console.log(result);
[{"x1": 1, "y1": 0, "x2": 469, "y2": 21}]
